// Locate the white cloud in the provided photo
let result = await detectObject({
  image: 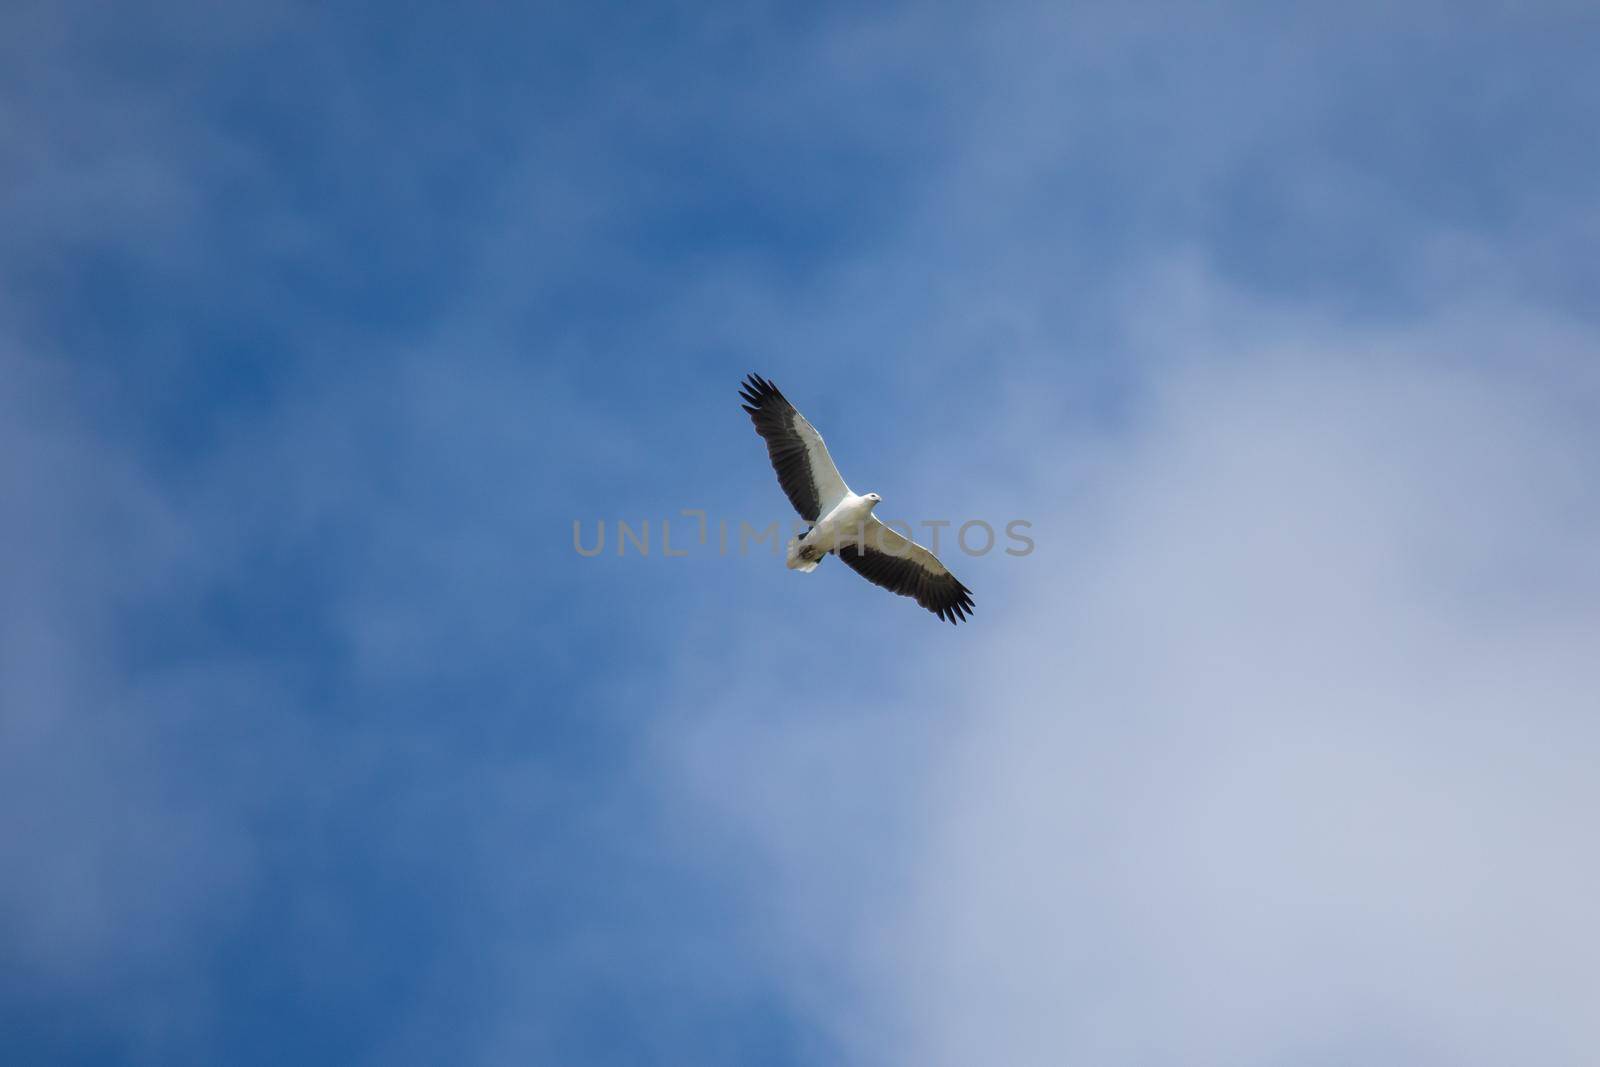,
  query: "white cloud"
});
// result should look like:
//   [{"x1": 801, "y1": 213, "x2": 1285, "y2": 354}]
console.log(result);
[{"x1": 668, "y1": 270, "x2": 1600, "y2": 1066}]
